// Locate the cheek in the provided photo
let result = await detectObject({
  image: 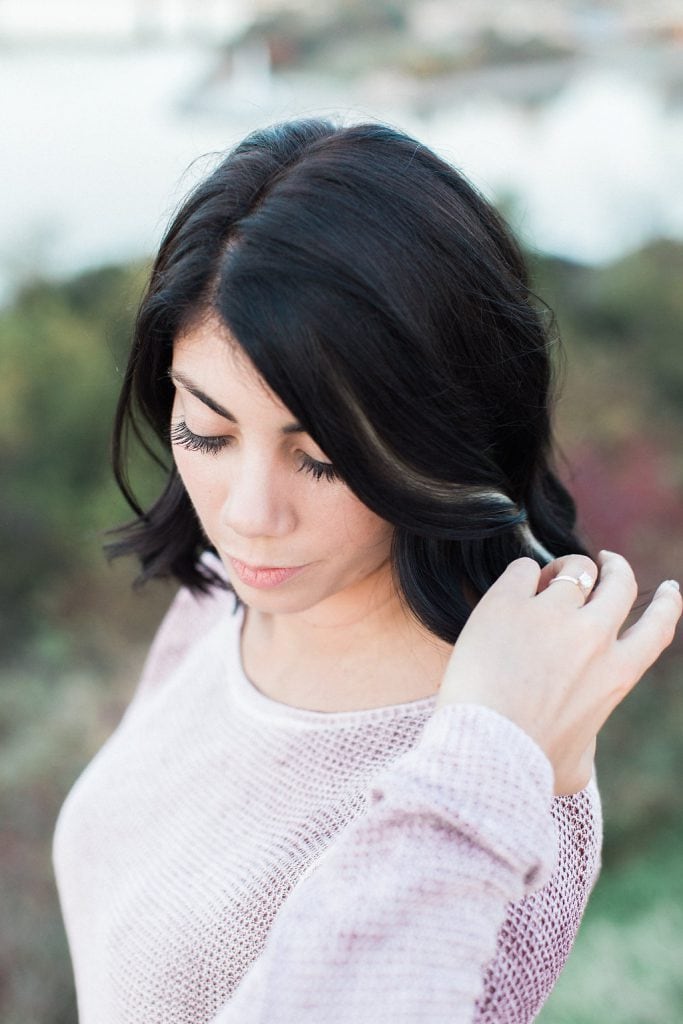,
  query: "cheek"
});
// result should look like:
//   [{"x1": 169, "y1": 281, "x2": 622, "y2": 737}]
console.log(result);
[
  {"x1": 173, "y1": 448, "x2": 223, "y2": 519},
  {"x1": 326, "y1": 496, "x2": 394, "y2": 559}
]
